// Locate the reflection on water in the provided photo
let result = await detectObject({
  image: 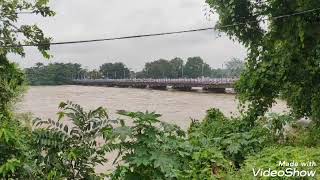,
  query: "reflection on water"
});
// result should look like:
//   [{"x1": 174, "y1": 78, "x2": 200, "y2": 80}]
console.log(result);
[{"x1": 16, "y1": 85, "x2": 288, "y2": 129}]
